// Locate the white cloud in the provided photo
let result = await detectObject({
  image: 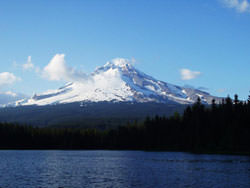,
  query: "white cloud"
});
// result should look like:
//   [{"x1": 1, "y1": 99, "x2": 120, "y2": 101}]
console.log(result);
[
  {"x1": 222, "y1": 0, "x2": 250, "y2": 13},
  {"x1": 43, "y1": 54, "x2": 88, "y2": 82},
  {"x1": 3, "y1": 91, "x2": 17, "y2": 97},
  {"x1": 0, "y1": 72, "x2": 21, "y2": 87},
  {"x1": 216, "y1": 88, "x2": 227, "y2": 93},
  {"x1": 180, "y1": 69, "x2": 201, "y2": 80},
  {"x1": 23, "y1": 56, "x2": 34, "y2": 70}
]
